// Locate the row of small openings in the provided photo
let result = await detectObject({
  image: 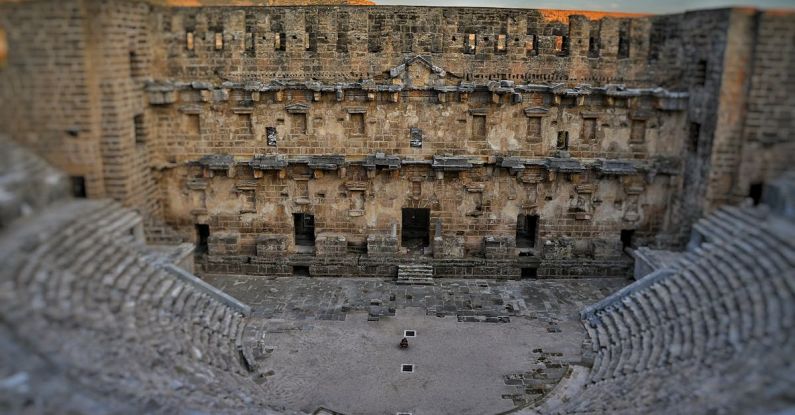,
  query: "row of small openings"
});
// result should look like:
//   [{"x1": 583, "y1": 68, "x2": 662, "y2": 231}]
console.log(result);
[
  {"x1": 464, "y1": 31, "x2": 631, "y2": 58},
  {"x1": 463, "y1": 33, "x2": 511, "y2": 54},
  {"x1": 185, "y1": 31, "x2": 316, "y2": 52},
  {"x1": 181, "y1": 30, "x2": 637, "y2": 60},
  {"x1": 463, "y1": 33, "x2": 568, "y2": 56},
  {"x1": 586, "y1": 34, "x2": 629, "y2": 59}
]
